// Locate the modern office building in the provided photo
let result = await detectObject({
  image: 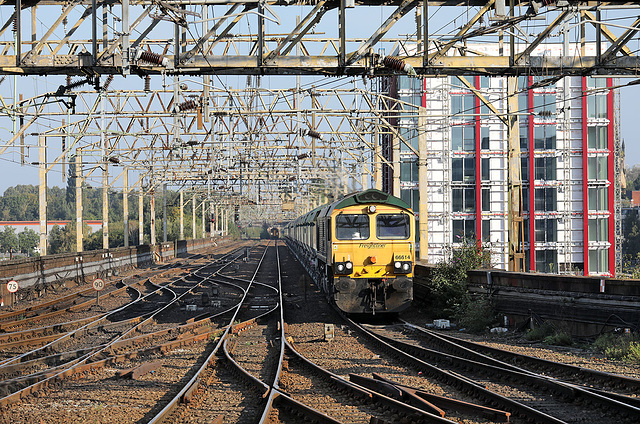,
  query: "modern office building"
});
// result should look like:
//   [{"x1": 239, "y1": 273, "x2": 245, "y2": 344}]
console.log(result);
[{"x1": 380, "y1": 43, "x2": 621, "y2": 276}]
